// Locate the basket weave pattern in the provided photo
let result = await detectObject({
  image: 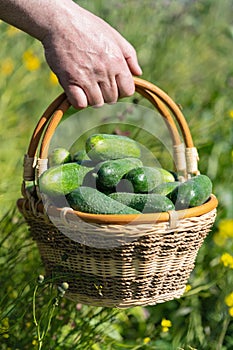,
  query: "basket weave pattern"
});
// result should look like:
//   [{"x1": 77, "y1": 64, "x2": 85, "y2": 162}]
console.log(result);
[
  {"x1": 17, "y1": 78, "x2": 218, "y2": 308},
  {"x1": 19, "y1": 201, "x2": 216, "y2": 307}
]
